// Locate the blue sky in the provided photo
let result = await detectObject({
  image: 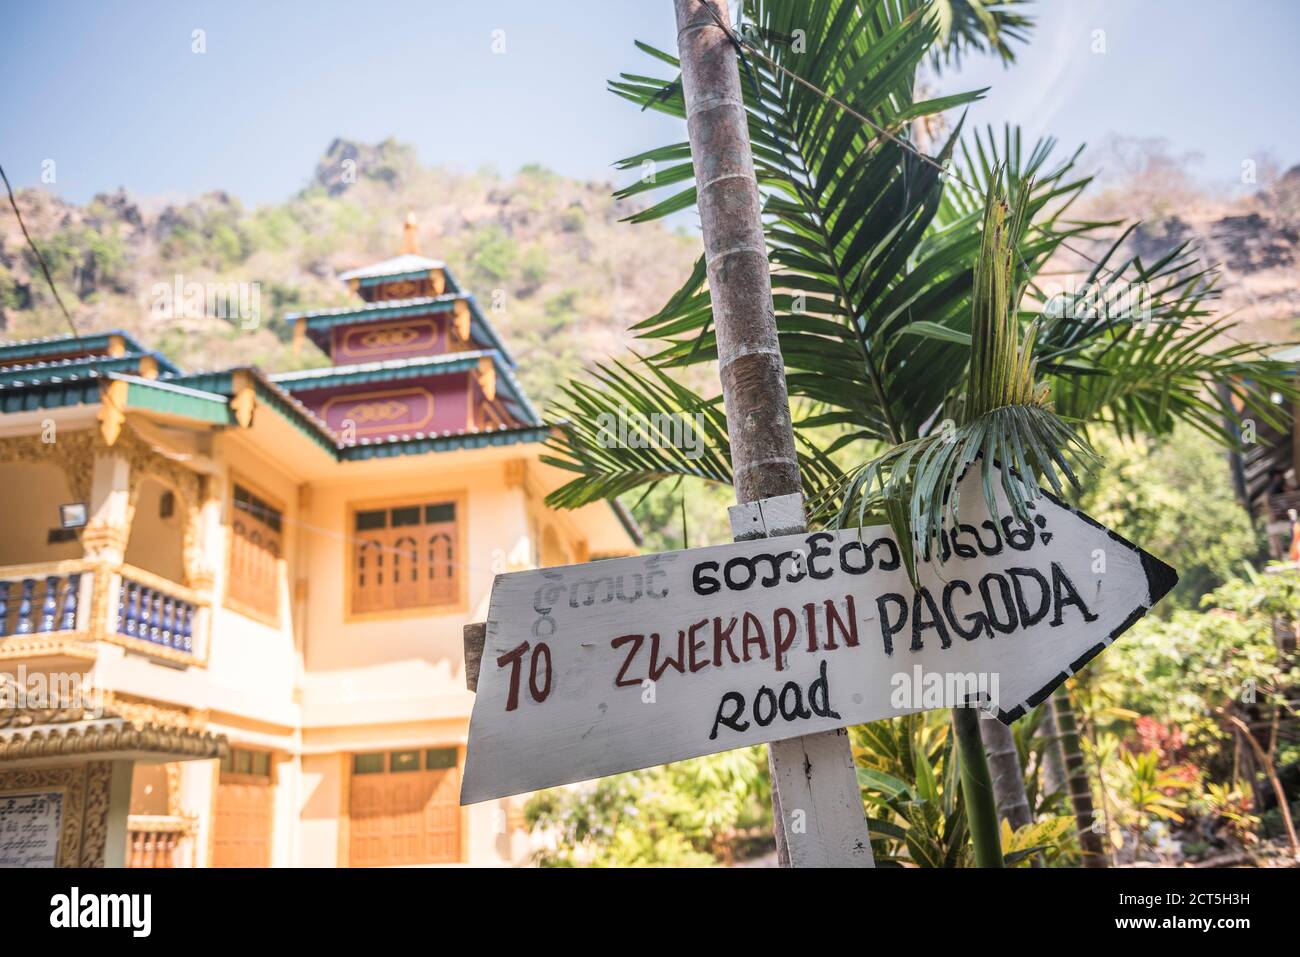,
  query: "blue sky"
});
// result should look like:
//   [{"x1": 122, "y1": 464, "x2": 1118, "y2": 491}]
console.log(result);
[{"x1": 2, "y1": 1, "x2": 1297, "y2": 207}]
